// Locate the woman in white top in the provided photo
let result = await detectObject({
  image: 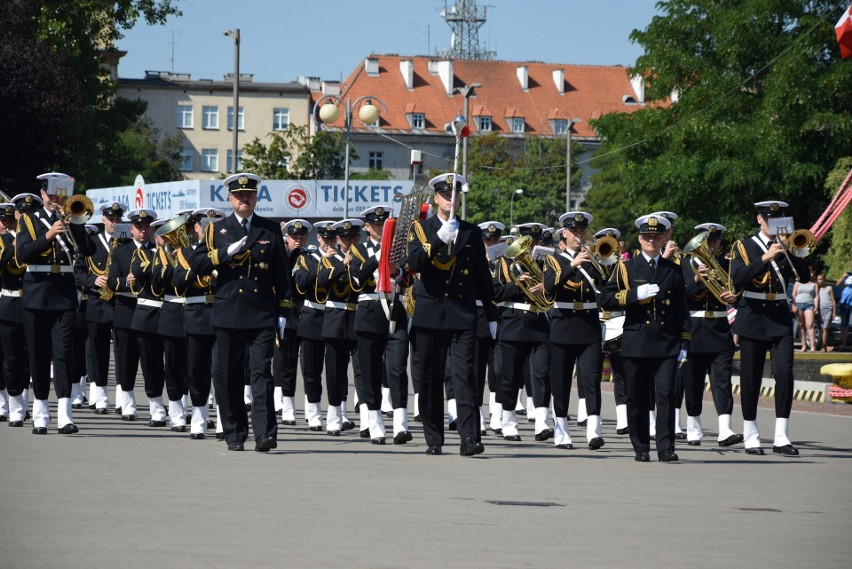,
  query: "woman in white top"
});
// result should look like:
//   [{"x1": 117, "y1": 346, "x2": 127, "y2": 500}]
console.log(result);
[
  {"x1": 816, "y1": 274, "x2": 836, "y2": 351},
  {"x1": 792, "y1": 268, "x2": 818, "y2": 351}
]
